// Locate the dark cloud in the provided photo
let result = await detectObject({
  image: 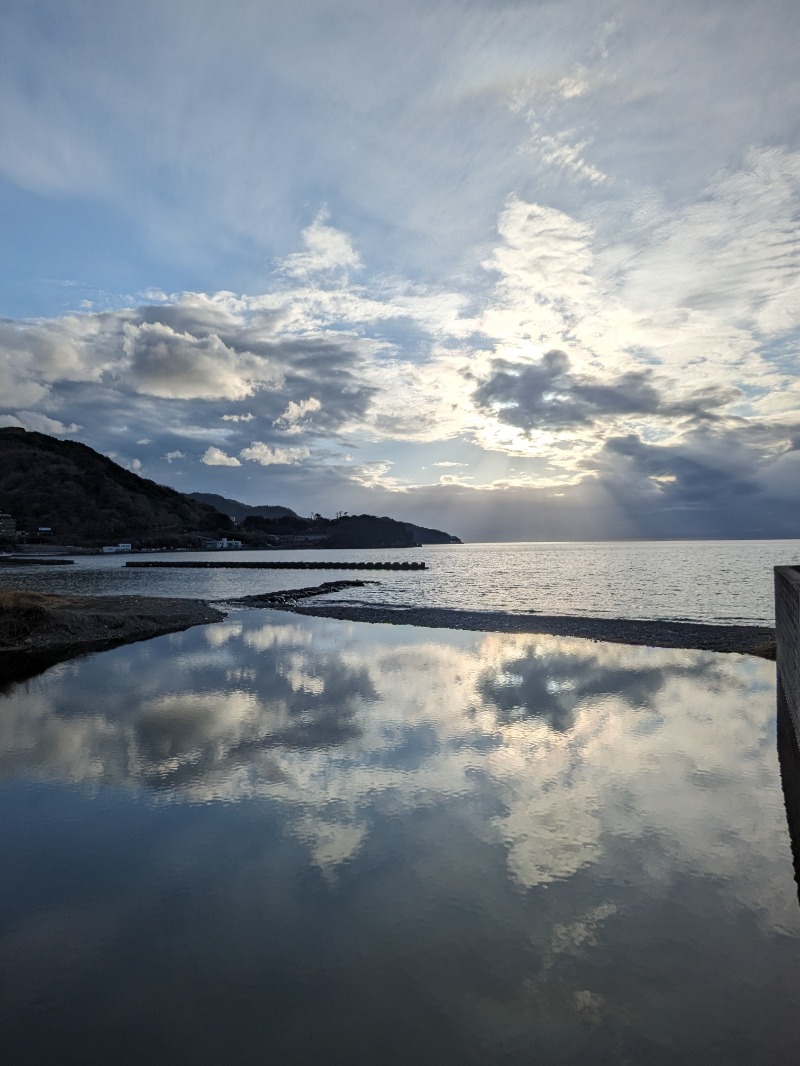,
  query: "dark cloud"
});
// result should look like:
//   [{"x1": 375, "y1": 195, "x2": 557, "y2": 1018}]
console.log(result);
[
  {"x1": 581, "y1": 423, "x2": 800, "y2": 537},
  {"x1": 329, "y1": 415, "x2": 800, "y2": 541},
  {"x1": 473, "y1": 349, "x2": 737, "y2": 431},
  {"x1": 597, "y1": 432, "x2": 760, "y2": 502}
]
